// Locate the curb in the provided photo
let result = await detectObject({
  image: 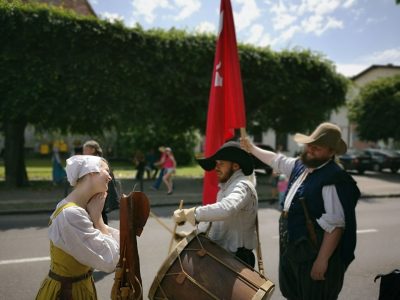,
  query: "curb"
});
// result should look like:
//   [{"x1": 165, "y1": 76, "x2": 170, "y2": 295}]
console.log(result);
[
  {"x1": 0, "y1": 197, "x2": 278, "y2": 215},
  {"x1": 1, "y1": 193, "x2": 399, "y2": 216}
]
